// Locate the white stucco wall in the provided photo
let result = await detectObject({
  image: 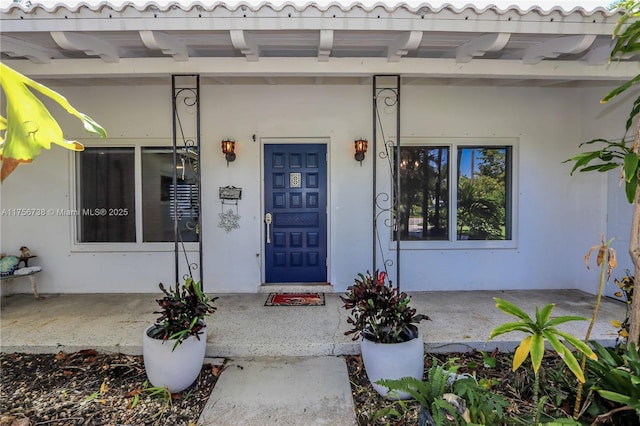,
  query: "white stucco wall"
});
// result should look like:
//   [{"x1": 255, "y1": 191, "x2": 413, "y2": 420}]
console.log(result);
[
  {"x1": 386, "y1": 85, "x2": 607, "y2": 292},
  {"x1": 0, "y1": 81, "x2": 624, "y2": 295},
  {"x1": 579, "y1": 85, "x2": 638, "y2": 295}
]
